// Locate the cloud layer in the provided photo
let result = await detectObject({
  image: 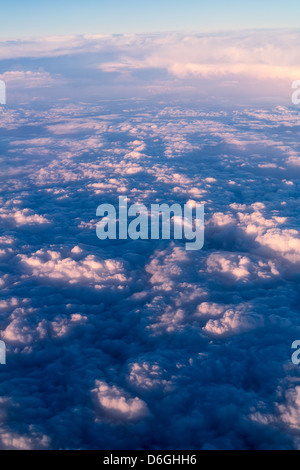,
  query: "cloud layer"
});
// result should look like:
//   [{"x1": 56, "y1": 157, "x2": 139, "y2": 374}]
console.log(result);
[
  {"x1": 0, "y1": 31, "x2": 300, "y2": 450},
  {"x1": 1, "y1": 30, "x2": 300, "y2": 104}
]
